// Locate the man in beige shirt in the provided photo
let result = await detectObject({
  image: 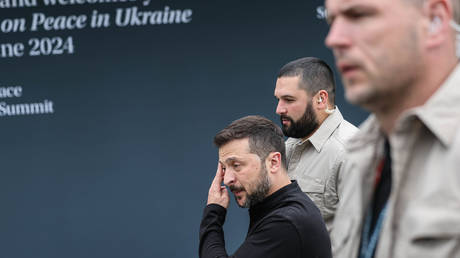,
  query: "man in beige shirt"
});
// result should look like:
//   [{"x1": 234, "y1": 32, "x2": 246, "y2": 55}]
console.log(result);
[
  {"x1": 325, "y1": 0, "x2": 460, "y2": 257},
  {"x1": 274, "y1": 57, "x2": 358, "y2": 231}
]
